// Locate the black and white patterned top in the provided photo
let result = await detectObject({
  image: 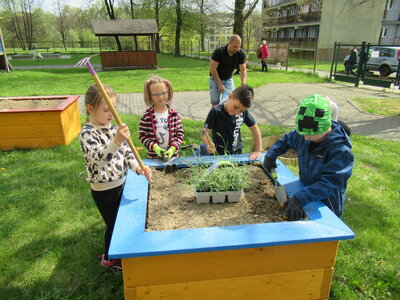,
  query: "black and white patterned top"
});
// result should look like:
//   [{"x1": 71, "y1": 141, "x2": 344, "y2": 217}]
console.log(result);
[{"x1": 79, "y1": 123, "x2": 139, "y2": 191}]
